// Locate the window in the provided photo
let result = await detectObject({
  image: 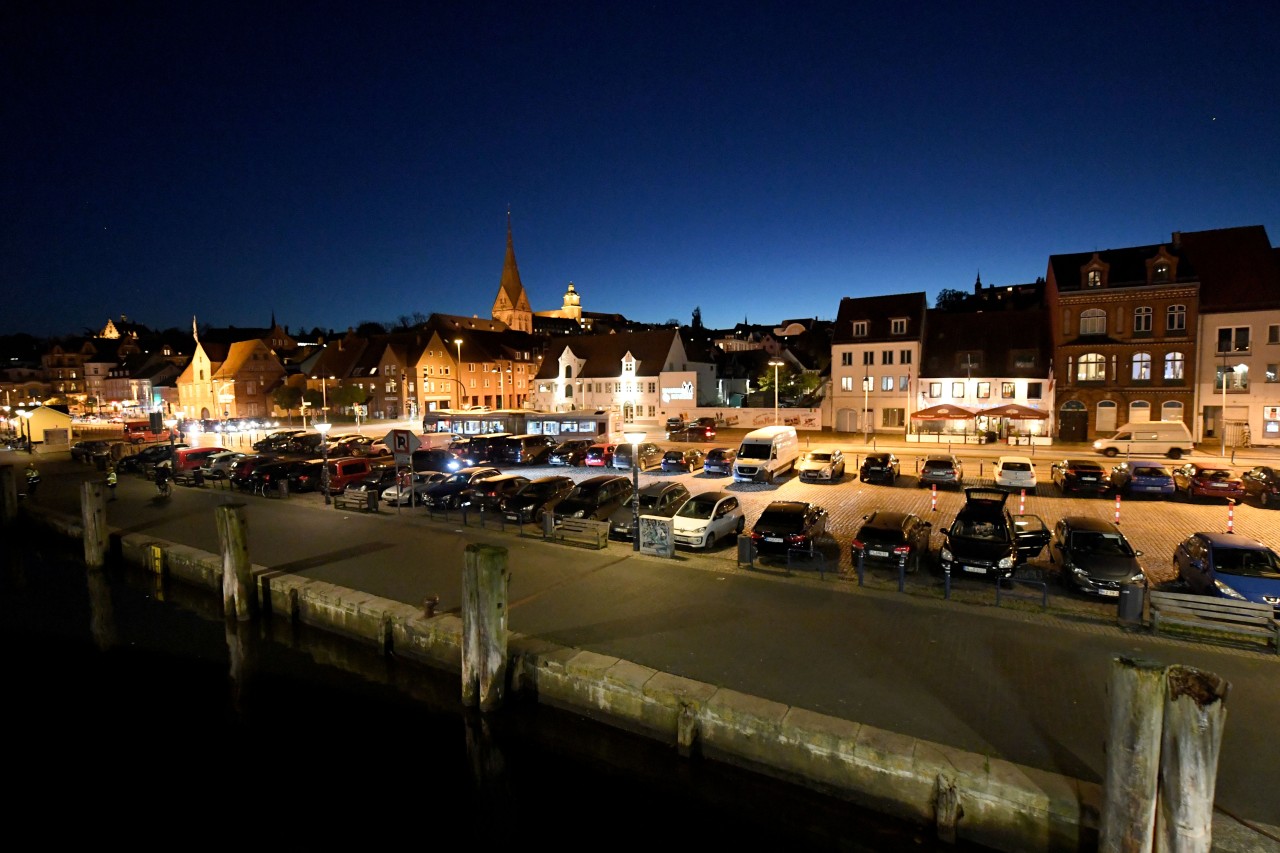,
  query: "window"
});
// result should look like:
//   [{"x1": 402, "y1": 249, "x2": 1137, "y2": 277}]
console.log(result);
[
  {"x1": 841, "y1": 352, "x2": 852, "y2": 366},
  {"x1": 928, "y1": 382, "x2": 941, "y2": 397},
  {"x1": 648, "y1": 382, "x2": 656, "y2": 393},
  {"x1": 900, "y1": 350, "x2": 912, "y2": 365},
  {"x1": 1164, "y1": 352, "x2": 1184, "y2": 380},
  {"x1": 1026, "y1": 382, "x2": 1042, "y2": 399},
  {"x1": 881, "y1": 376, "x2": 894, "y2": 391},
  {"x1": 891, "y1": 318, "x2": 907, "y2": 335},
  {"x1": 1080, "y1": 309, "x2": 1106, "y2": 335},
  {"x1": 881, "y1": 350, "x2": 894, "y2": 365},
  {"x1": 1166, "y1": 305, "x2": 1186, "y2": 332},
  {"x1": 1131, "y1": 353, "x2": 1152, "y2": 381},
  {"x1": 862, "y1": 351, "x2": 874, "y2": 366},
  {"x1": 1001, "y1": 382, "x2": 1015, "y2": 398},
  {"x1": 977, "y1": 382, "x2": 991, "y2": 398},
  {"x1": 840, "y1": 377, "x2": 854, "y2": 391},
  {"x1": 1087, "y1": 269, "x2": 1102, "y2": 288},
  {"x1": 952, "y1": 382, "x2": 965, "y2": 398},
  {"x1": 1153, "y1": 262, "x2": 1170, "y2": 283},
  {"x1": 1133, "y1": 306, "x2": 1152, "y2": 333},
  {"x1": 1219, "y1": 365, "x2": 1249, "y2": 392},
  {"x1": 1076, "y1": 353, "x2": 1106, "y2": 381},
  {"x1": 1217, "y1": 326, "x2": 1250, "y2": 354},
  {"x1": 1269, "y1": 325, "x2": 1280, "y2": 345},
  {"x1": 1265, "y1": 364, "x2": 1277, "y2": 383},
  {"x1": 852, "y1": 321, "x2": 868, "y2": 337},
  {"x1": 882, "y1": 408, "x2": 905, "y2": 427},
  {"x1": 899, "y1": 375, "x2": 909, "y2": 391}
]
